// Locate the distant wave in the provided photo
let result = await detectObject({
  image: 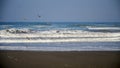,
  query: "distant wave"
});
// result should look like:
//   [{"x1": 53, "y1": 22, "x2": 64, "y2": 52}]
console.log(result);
[
  {"x1": 86, "y1": 27, "x2": 120, "y2": 32},
  {"x1": 87, "y1": 27, "x2": 120, "y2": 30}
]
